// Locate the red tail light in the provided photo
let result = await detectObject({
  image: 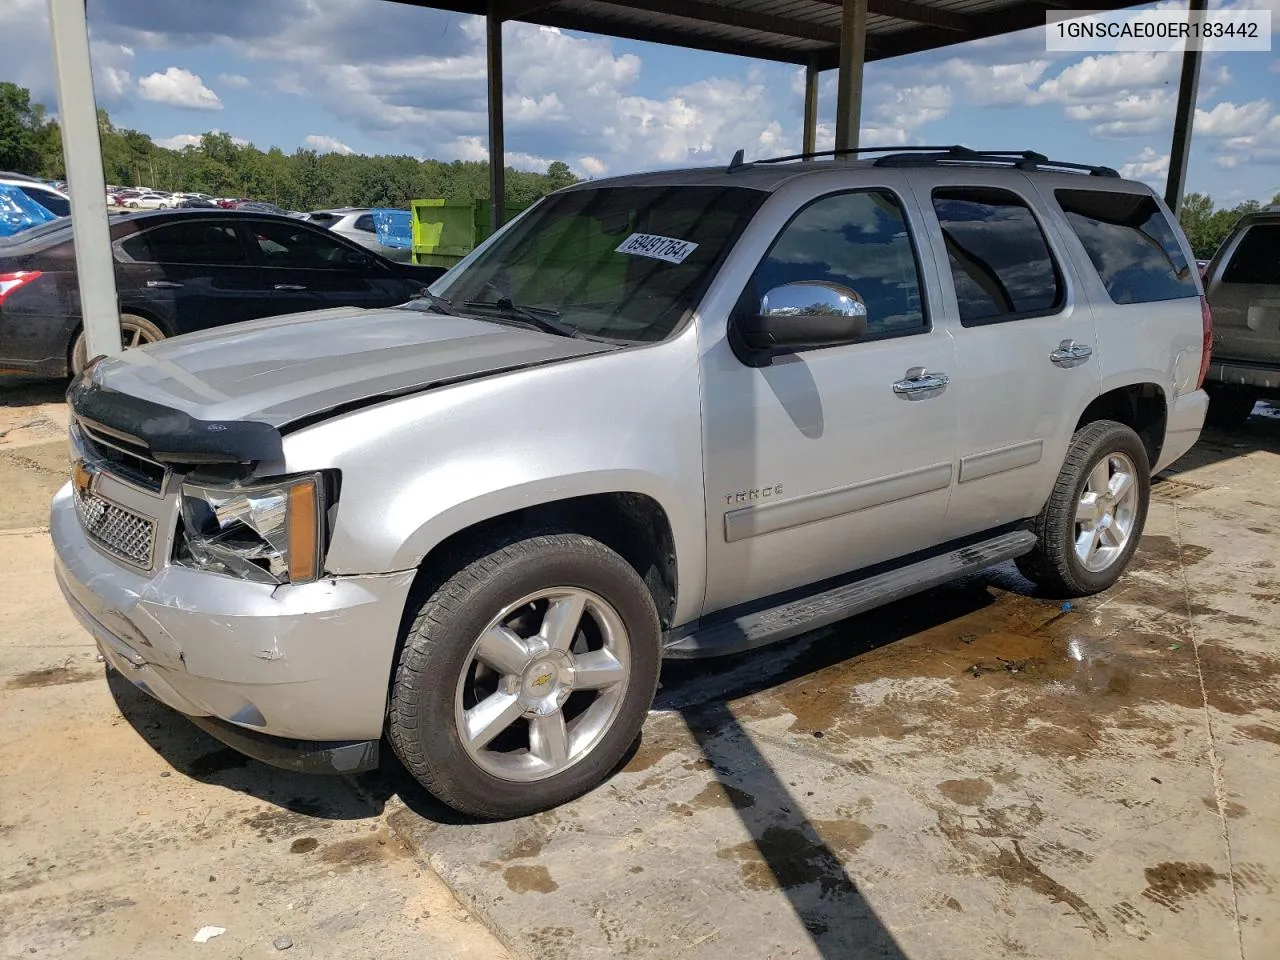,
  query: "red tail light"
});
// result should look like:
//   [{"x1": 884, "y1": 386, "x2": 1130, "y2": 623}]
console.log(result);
[
  {"x1": 1197, "y1": 295, "x2": 1213, "y2": 390},
  {"x1": 0, "y1": 270, "x2": 43, "y2": 305}
]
